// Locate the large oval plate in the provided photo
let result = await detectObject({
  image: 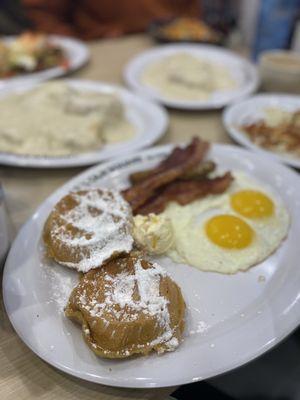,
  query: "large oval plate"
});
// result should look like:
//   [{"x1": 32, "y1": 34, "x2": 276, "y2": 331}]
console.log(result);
[
  {"x1": 3, "y1": 143, "x2": 300, "y2": 388},
  {"x1": 0, "y1": 80, "x2": 168, "y2": 168},
  {"x1": 0, "y1": 35, "x2": 89, "y2": 90},
  {"x1": 124, "y1": 44, "x2": 259, "y2": 110}
]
